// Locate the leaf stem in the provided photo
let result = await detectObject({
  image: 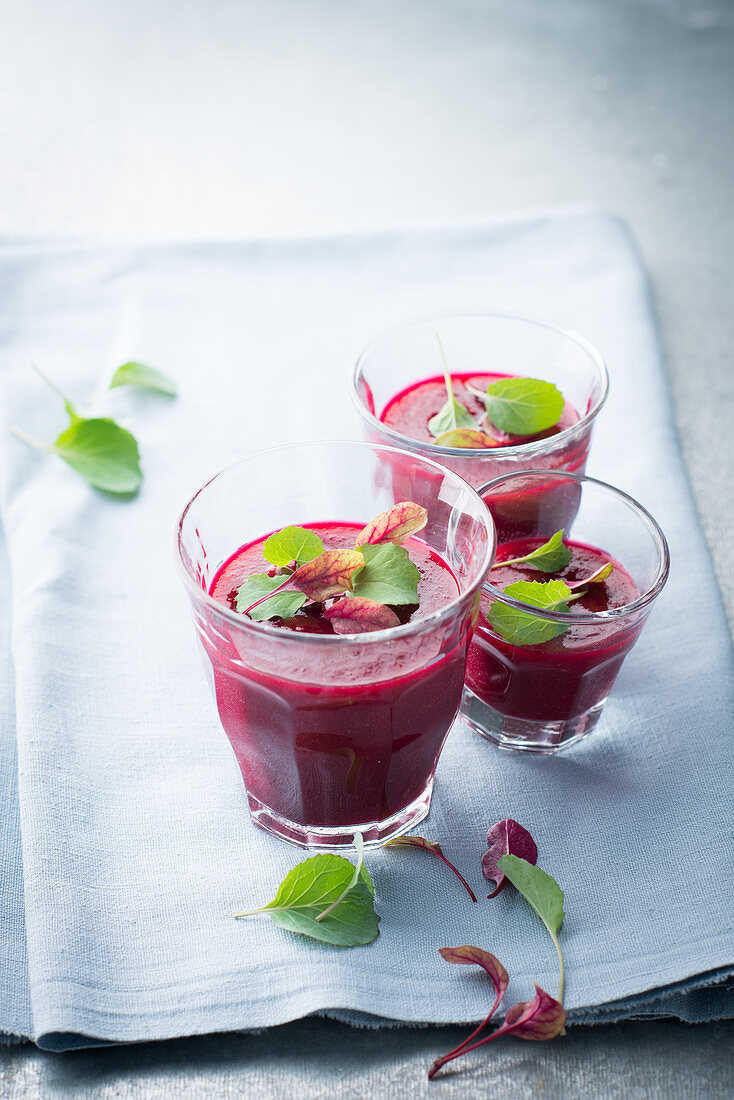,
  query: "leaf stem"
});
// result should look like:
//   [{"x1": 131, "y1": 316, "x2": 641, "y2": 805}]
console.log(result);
[
  {"x1": 10, "y1": 426, "x2": 50, "y2": 451},
  {"x1": 428, "y1": 1026, "x2": 507, "y2": 1079},
  {"x1": 551, "y1": 930, "x2": 565, "y2": 1004},
  {"x1": 432, "y1": 850, "x2": 478, "y2": 903},
  {"x1": 31, "y1": 363, "x2": 75, "y2": 413},
  {"x1": 435, "y1": 331, "x2": 458, "y2": 430}
]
